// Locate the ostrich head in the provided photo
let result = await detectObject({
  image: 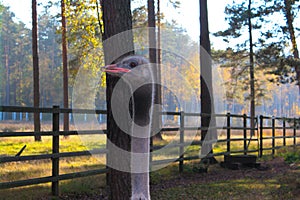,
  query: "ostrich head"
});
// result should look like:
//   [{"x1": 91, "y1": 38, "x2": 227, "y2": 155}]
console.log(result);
[
  {"x1": 103, "y1": 55, "x2": 153, "y2": 84},
  {"x1": 103, "y1": 55, "x2": 155, "y2": 127}
]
